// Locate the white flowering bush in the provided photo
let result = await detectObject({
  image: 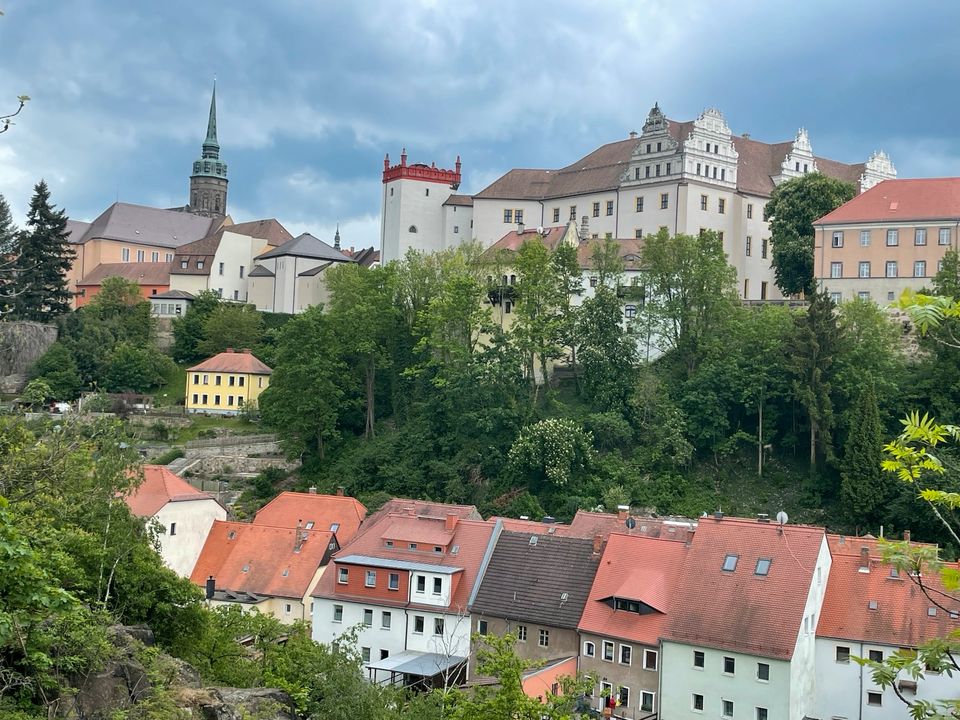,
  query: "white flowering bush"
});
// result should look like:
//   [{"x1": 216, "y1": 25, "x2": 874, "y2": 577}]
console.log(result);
[{"x1": 507, "y1": 418, "x2": 594, "y2": 488}]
